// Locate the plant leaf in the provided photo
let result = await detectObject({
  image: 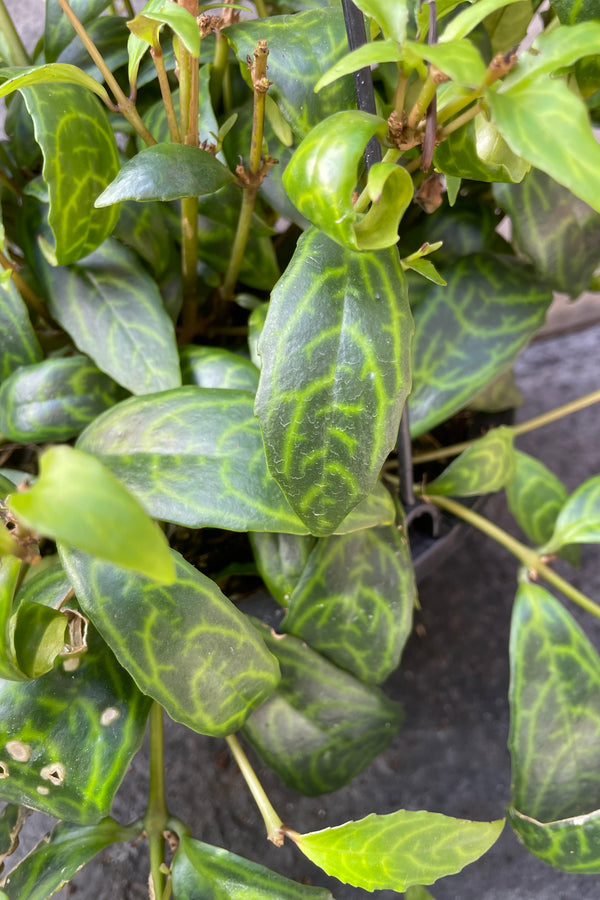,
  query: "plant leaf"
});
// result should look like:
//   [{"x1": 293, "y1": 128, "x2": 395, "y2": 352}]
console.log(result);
[
  {"x1": 550, "y1": 0, "x2": 600, "y2": 22},
  {"x1": 12, "y1": 602, "x2": 68, "y2": 679},
  {"x1": 59, "y1": 547, "x2": 280, "y2": 736},
  {"x1": 508, "y1": 805, "x2": 600, "y2": 872},
  {"x1": 543, "y1": 474, "x2": 600, "y2": 554},
  {"x1": 249, "y1": 532, "x2": 316, "y2": 606},
  {"x1": 44, "y1": 0, "x2": 111, "y2": 61},
  {"x1": 0, "y1": 818, "x2": 140, "y2": 899},
  {"x1": 505, "y1": 451, "x2": 568, "y2": 548},
  {"x1": 281, "y1": 523, "x2": 415, "y2": 684},
  {"x1": 405, "y1": 39, "x2": 486, "y2": 86},
  {"x1": 18, "y1": 84, "x2": 120, "y2": 264},
  {"x1": 314, "y1": 39, "x2": 401, "y2": 92},
  {"x1": 0, "y1": 557, "x2": 27, "y2": 682},
  {"x1": 509, "y1": 582, "x2": 600, "y2": 826},
  {"x1": 440, "y1": 0, "x2": 525, "y2": 41},
  {"x1": 180, "y1": 345, "x2": 259, "y2": 391},
  {"x1": 409, "y1": 254, "x2": 552, "y2": 437},
  {"x1": 486, "y1": 76, "x2": 600, "y2": 213},
  {"x1": 134, "y1": 2, "x2": 201, "y2": 56},
  {"x1": 0, "y1": 355, "x2": 125, "y2": 443},
  {"x1": 255, "y1": 228, "x2": 413, "y2": 535},
  {"x1": 172, "y1": 833, "x2": 333, "y2": 899},
  {"x1": 8, "y1": 445, "x2": 175, "y2": 584},
  {"x1": 351, "y1": 0, "x2": 408, "y2": 42},
  {"x1": 0, "y1": 277, "x2": 42, "y2": 381},
  {"x1": 0, "y1": 64, "x2": 110, "y2": 105},
  {"x1": 426, "y1": 426, "x2": 515, "y2": 497},
  {"x1": 242, "y1": 622, "x2": 402, "y2": 795},
  {"x1": 95, "y1": 144, "x2": 234, "y2": 206},
  {"x1": 483, "y1": 0, "x2": 532, "y2": 54},
  {"x1": 289, "y1": 811, "x2": 504, "y2": 890},
  {"x1": 494, "y1": 168, "x2": 600, "y2": 297},
  {"x1": 434, "y1": 113, "x2": 530, "y2": 183},
  {"x1": 502, "y1": 22, "x2": 600, "y2": 91}
]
